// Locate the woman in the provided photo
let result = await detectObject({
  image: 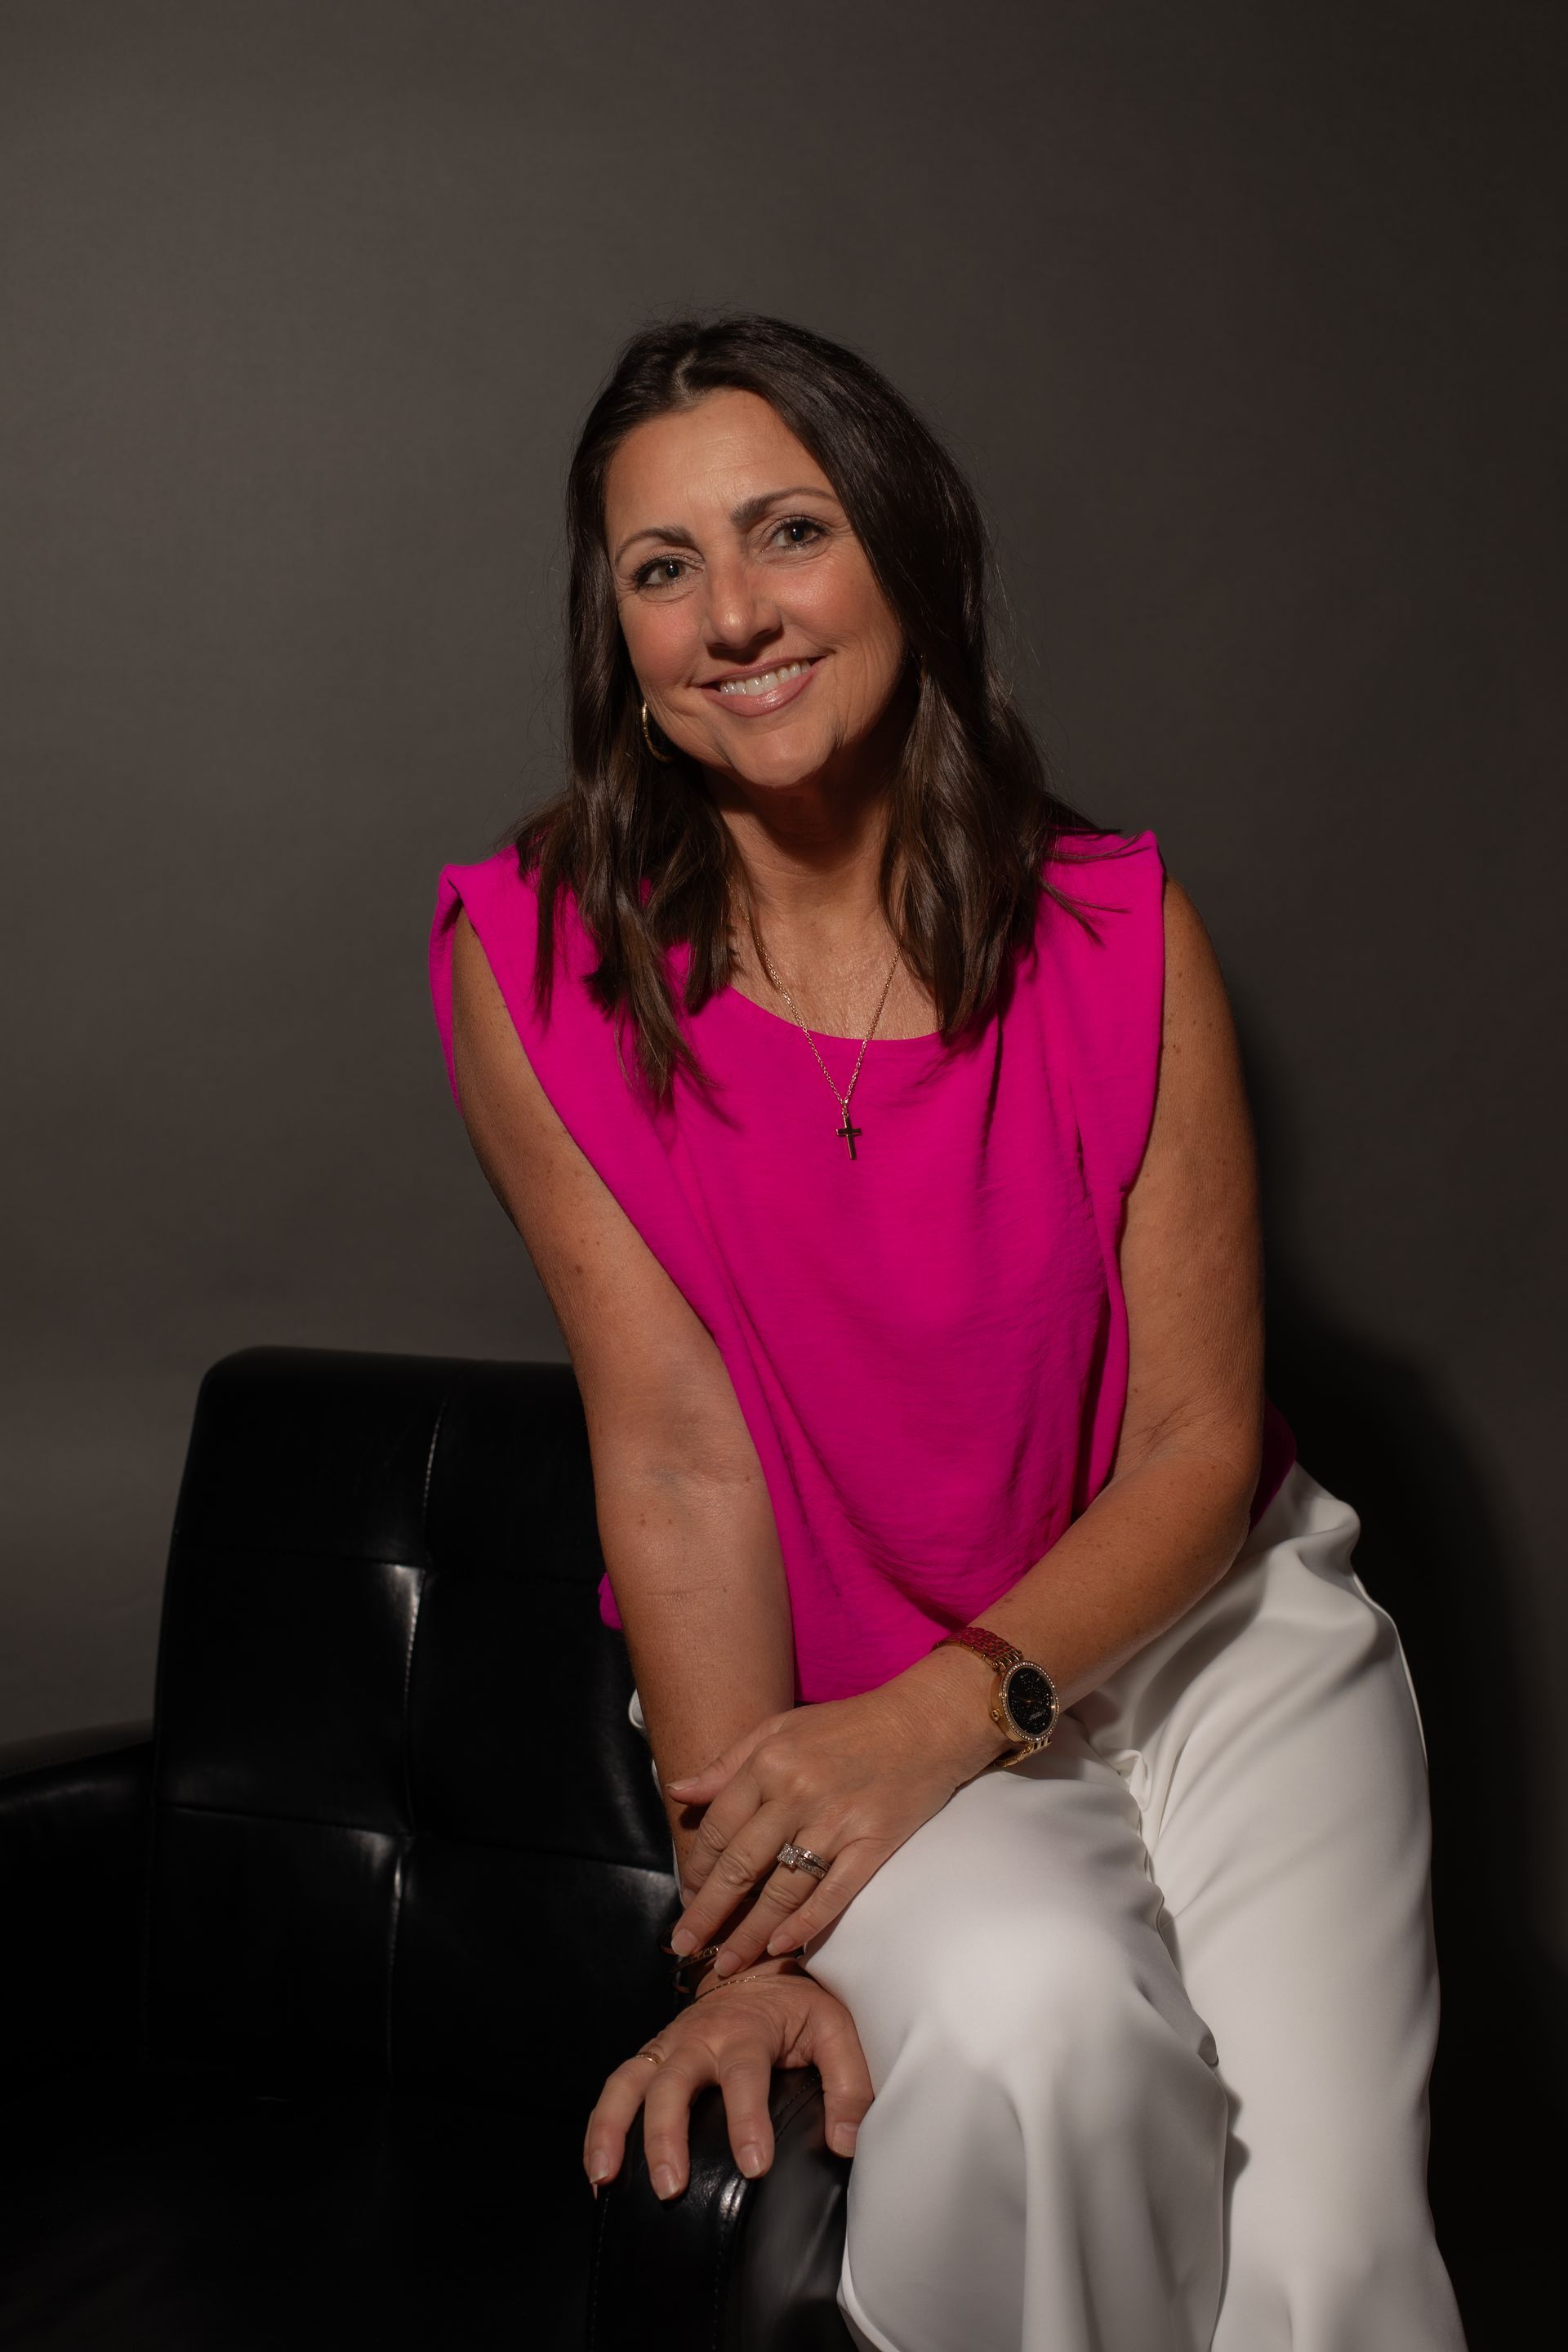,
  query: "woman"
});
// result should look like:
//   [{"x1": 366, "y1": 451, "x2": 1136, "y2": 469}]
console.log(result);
[{"x1": 426, "y1": 314, "x2": 1466, "y2": 2352}]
